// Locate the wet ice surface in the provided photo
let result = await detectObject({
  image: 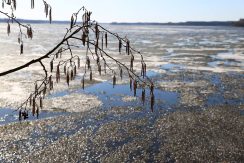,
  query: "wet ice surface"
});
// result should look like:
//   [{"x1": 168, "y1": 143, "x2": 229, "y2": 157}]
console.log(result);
[{"x1": 0, "y1": 24, "x2": 244, "y2": 162}]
